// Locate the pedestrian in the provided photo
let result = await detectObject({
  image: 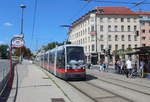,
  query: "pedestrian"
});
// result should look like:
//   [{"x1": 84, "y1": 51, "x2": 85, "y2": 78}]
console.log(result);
[
  {"x1": 99, "y1": 62, "x2": 103, "y2": 72},
  {"x1": 120, "y1": 59, "x2": 126, "y2": 74},
  {"x1": 140, "y1": 60, "x2": 145, "y2": 78},
  {"x1": 125, "y1": 58, "x2": 133, "y2": 78},
  {"x1": 117, "y1": 60, "x2": 121, "y2": 74}
]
